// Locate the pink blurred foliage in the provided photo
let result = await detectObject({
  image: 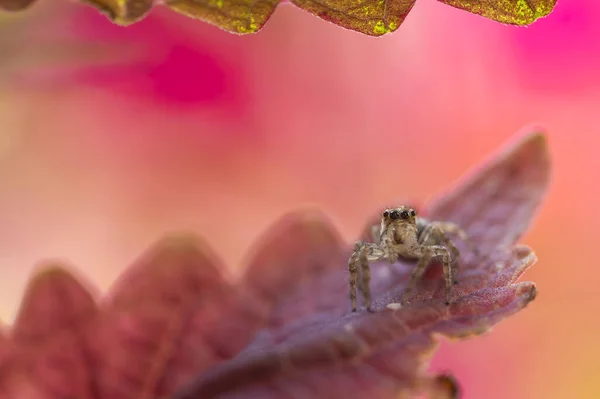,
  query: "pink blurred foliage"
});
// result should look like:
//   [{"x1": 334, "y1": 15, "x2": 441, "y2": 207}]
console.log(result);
[
  {"x1": 510, "y1": 0, "x2": 600, "y2": 92},
  {"x1": 75, "y1": 43, "x2": 231, "y2": 105},
  {"x1": 69, "y1": 13, "x2": 238, "y2": 107},
  {"x1": 13, "y1": 7, "x2": 252, "y2": 113},
  {"x1": 0, "y1": 1, "x2": 599, "y2": 398}
]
